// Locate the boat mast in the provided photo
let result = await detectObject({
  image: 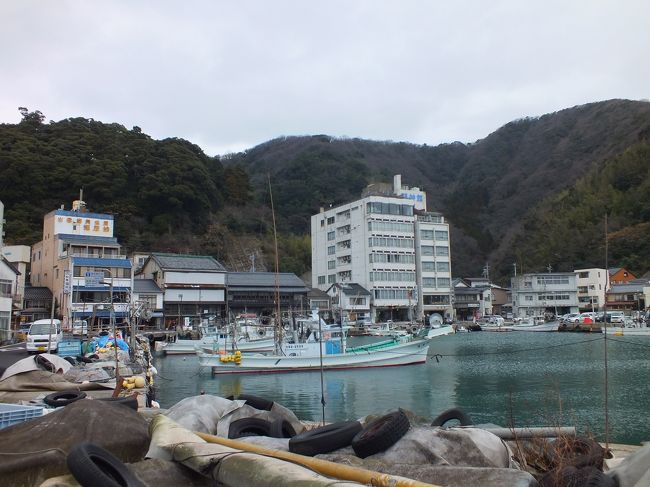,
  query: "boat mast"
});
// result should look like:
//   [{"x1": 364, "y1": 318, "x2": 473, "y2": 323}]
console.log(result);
[
  {"x1": 603, "y1": 214, "x2": 610, "y2": 451},
  {"x1": 268, "y1": 174, "x2": 283, "y2": 355}
]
